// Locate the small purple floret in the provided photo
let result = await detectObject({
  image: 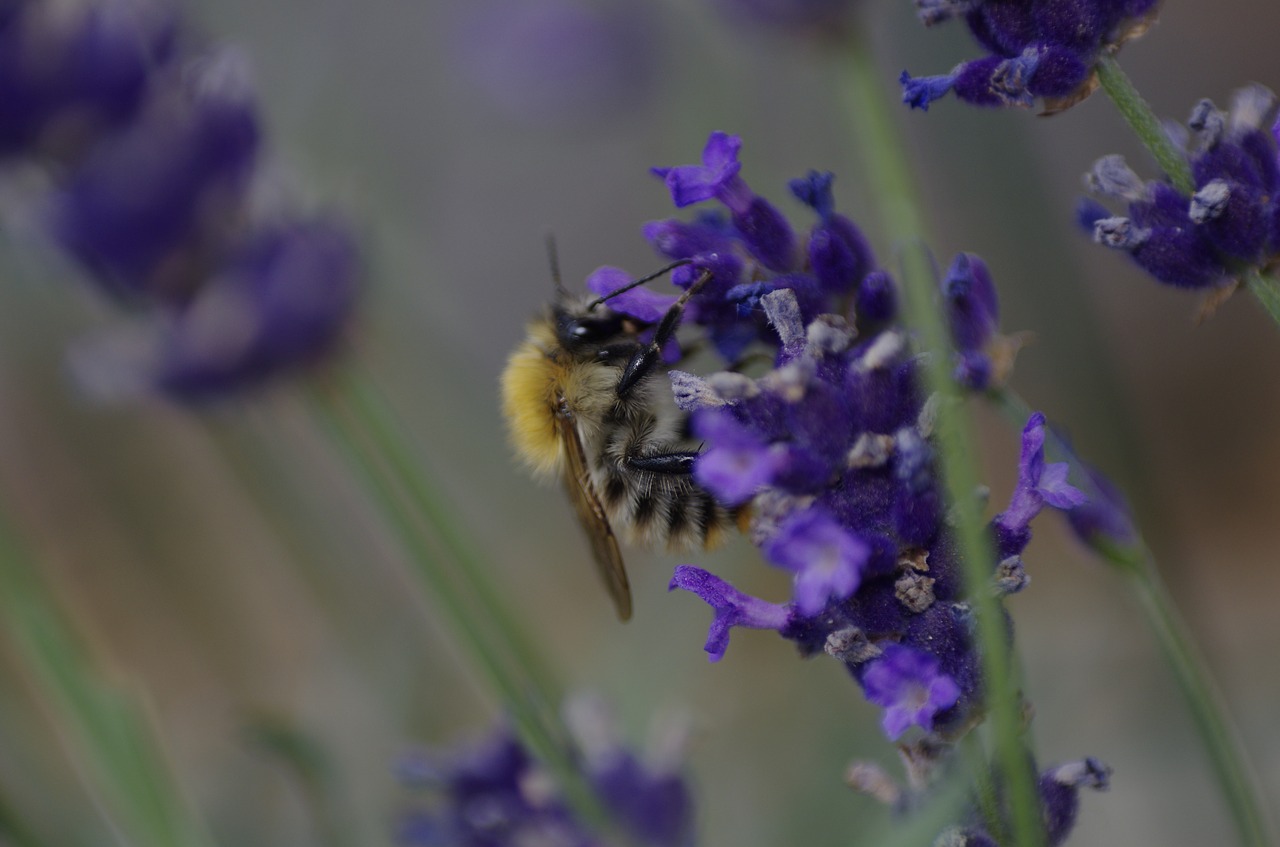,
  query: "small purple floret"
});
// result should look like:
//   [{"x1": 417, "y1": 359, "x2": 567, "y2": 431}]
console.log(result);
[
  {"x1": 586, "y1": 265, "x2": 678, "y2": 322},
  {"x1": 862, "y1": 644, "x2": 961, "y2": 739},
  {"x1": 764, "y1": 509, "x2": 869, "y2": 615},
  {"x1": 652, "y1": 130, "x2": 747, "y2": 209},
  {"x1": 994, "y1": 413, "x2": 1087, "y2": 554},
  {"x1": 901, "y1": 70, "x2": 955, "y2": 111},
  {"x1": 669, "y1": 565, "x2": 790, "y2": 662}
]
